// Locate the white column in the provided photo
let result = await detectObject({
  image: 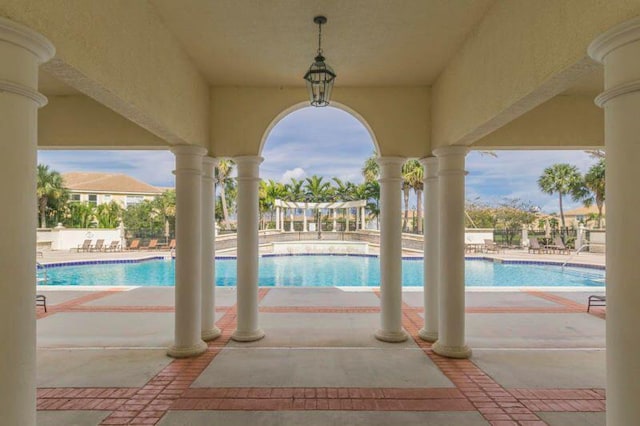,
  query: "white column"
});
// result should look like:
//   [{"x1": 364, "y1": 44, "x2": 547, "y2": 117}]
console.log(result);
[
  {"x1": 356, "y1": 207, "x2": 360, "y2": 230},
  {"x1": 169, "y1": 145, "x2": 207, "y2": 358},
  {"x1": 276, "y1": 206, "x2": 281, "y2": 231},
  {"x1": 419, "y1": 157, "x2": 439, "y2": 342},
  {"x1": 0, "y1": 17, "x2": 54, "y2": 426},
  {"x1": 201, "y1": 157, "x2": 220, "y2": 341},
  {"x1": 345, "y1": 209, "x2": 350, "y2": 231},
  {"x1": 521, "y1": 226, "x2": 529, "y2": 248},
  {"x1": 432, "y1": 146, "x2": 471, "y2": 358},
  {"x1": 232, "y1": 156, "x2": 265, "y2": 342},
  {"x1": 333, "y1": 209, "x2": 338, "y2": 231},
  {"x1": 289, "y1": 209, "x2": 294, "y2": 232},
  {"x1": 589, "y1": 19, "x2": 640, "y2": 425},
  {"x1": 375, "y1": 157, "x2": 408, "y2": 342},
  {"x1": 303, "y1": 205, "x2": 308, "y2": 232},
  {"x1": 361, "y1": 206, "x2": 366, "y2": 230},
  {"x1": 576, "y1": 224, "x2": 585, "y2": 251}
]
